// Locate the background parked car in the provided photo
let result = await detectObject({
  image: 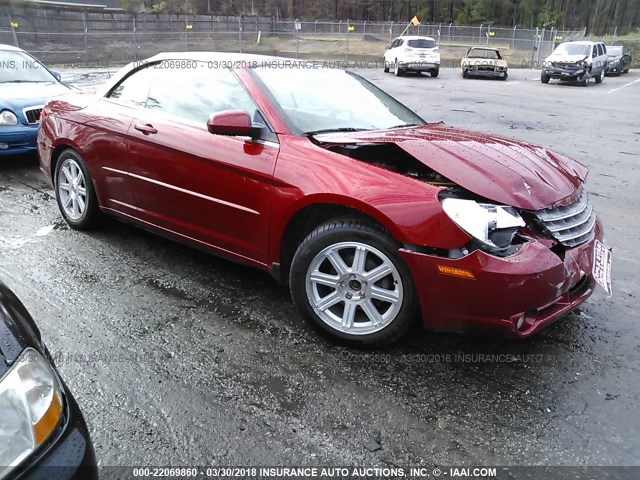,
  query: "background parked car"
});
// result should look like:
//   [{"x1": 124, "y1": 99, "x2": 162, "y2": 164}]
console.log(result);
[
  {"x1": 0, "y1": 281, "x2": 97, "y2": 479},
  {"x1": 541, "y1": 40, "x2": 608, "y2": 85},
  {"x1": 605, "y1": 45, "x2": 631, "y2": 75},
  {"x1": 0, "y1": 44, "x2": 70, "y2": 157},
  {"x1": 461, "y1": 47, "x2": 508, "y2": 80},
  {"x1": 384, "y1": 36, "x2": 441, "y2": 77}
]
